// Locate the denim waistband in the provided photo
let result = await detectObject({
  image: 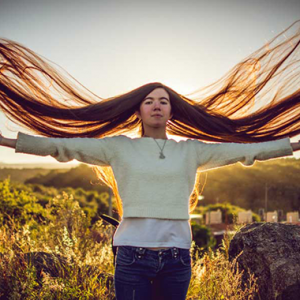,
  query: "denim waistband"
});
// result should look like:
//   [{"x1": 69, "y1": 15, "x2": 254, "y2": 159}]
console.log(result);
[{"x1": 118, "y1": 245, "x2": 189, "y2": 259}]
